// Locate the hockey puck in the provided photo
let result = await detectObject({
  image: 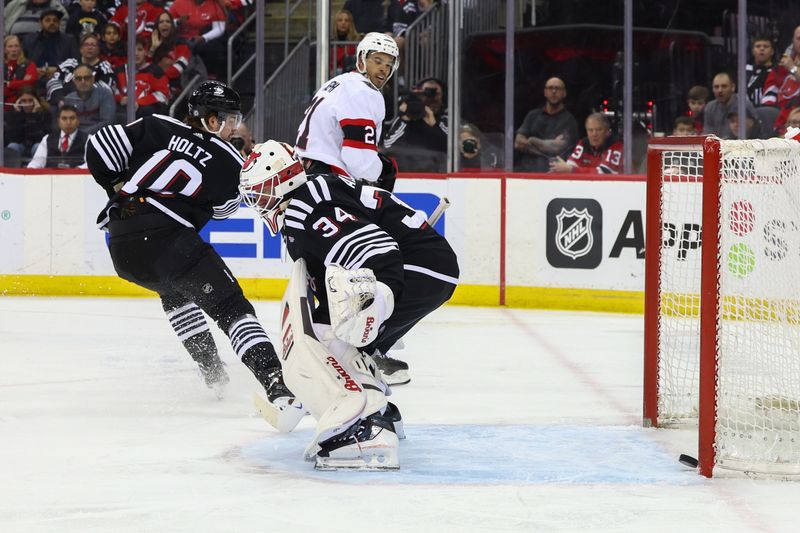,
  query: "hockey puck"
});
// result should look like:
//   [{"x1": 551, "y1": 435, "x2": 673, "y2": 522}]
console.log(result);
[{"x1": 679, "y1": 454, "x2": 699, "y2": 468}]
